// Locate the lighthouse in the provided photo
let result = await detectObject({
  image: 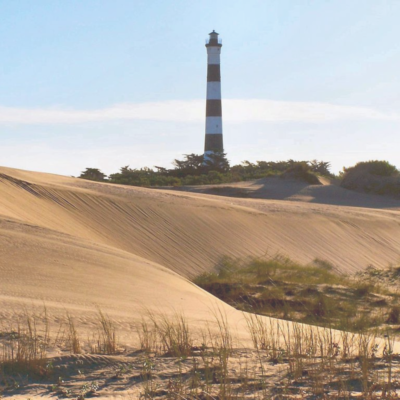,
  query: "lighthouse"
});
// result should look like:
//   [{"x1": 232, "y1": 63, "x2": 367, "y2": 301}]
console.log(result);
[{"x1": 204, "y1": 30, "x2": 223, "y2": 161}]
